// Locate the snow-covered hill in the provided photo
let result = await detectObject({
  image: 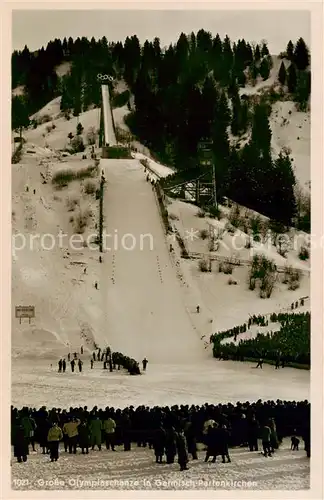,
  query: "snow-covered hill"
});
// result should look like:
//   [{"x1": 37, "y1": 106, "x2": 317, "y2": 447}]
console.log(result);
[{"x1": 12, "y1": 69, "x2": 310, "y2": 409}]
